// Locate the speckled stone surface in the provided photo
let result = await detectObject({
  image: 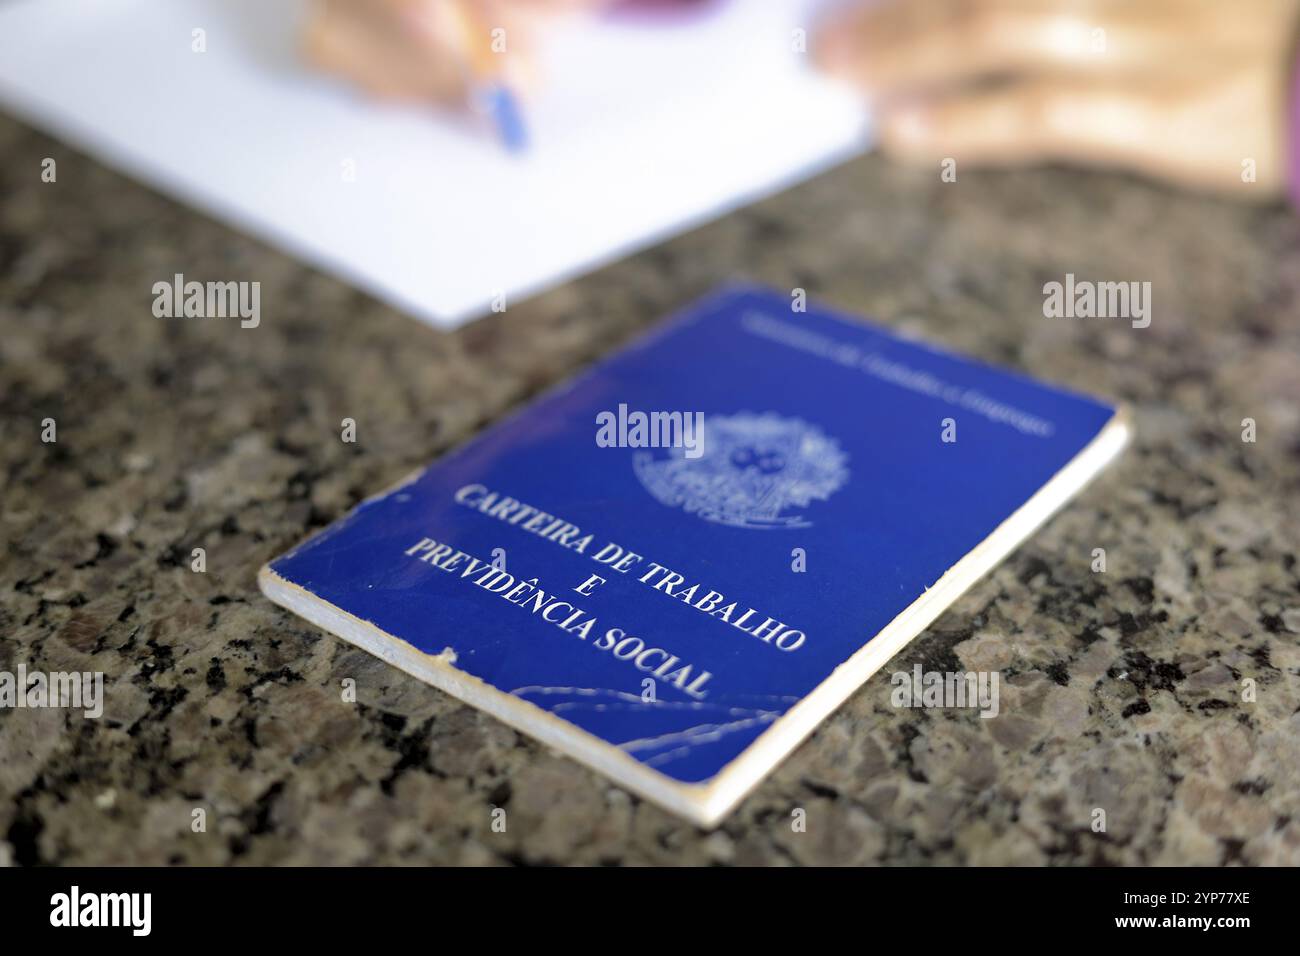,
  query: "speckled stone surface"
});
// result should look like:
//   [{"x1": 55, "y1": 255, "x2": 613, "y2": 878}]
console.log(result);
[{"x1": 1, "y1": 111, "x2": 1298, "y2": 866}]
